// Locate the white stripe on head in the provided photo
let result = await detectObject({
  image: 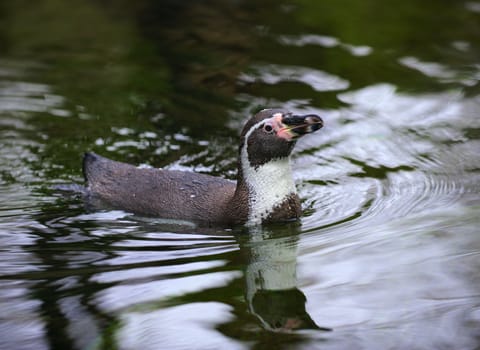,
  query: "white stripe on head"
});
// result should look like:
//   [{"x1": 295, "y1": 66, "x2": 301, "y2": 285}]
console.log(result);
[{"x1": 241, "y1": 117, "x2": 297, "y2": 226}]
